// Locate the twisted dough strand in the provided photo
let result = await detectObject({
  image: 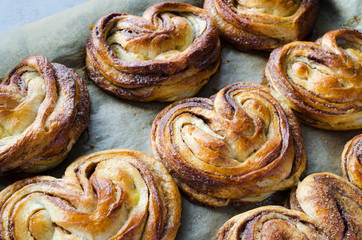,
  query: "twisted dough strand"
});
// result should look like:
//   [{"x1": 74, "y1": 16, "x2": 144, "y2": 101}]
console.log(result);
[
  {"x1": 0, "y1": 149, "x2": 181, "y2": 240},
  {"x1": 0, "y1": 55, "x2": 89, "y2": 173}
]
